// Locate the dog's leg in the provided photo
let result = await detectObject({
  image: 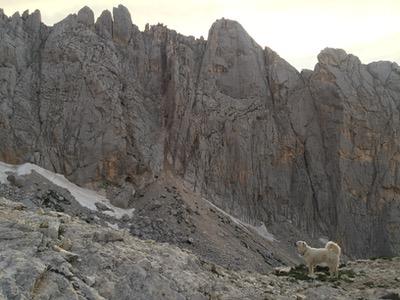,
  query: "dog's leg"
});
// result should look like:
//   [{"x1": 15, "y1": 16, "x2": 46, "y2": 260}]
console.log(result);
[
  {"x1": 308, "y1": 264, "x2": 314, "y2": 276},
  {"x1": 334, "y1": 264, "x2": 339, "y2": 277},
  {"x1": 329, "y1": 264, "x2": 338, "y2": 277}
]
